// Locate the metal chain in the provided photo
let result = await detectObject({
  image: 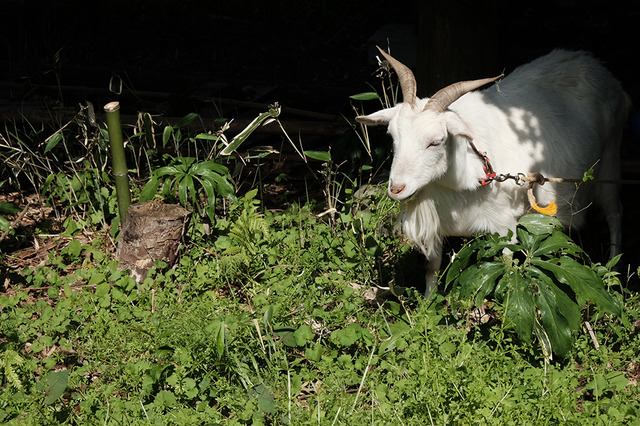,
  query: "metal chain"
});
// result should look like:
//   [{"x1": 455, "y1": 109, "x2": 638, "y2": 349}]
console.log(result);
[{"x1": 485, "y1": 173, "x2": 526, "y2": 185}]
